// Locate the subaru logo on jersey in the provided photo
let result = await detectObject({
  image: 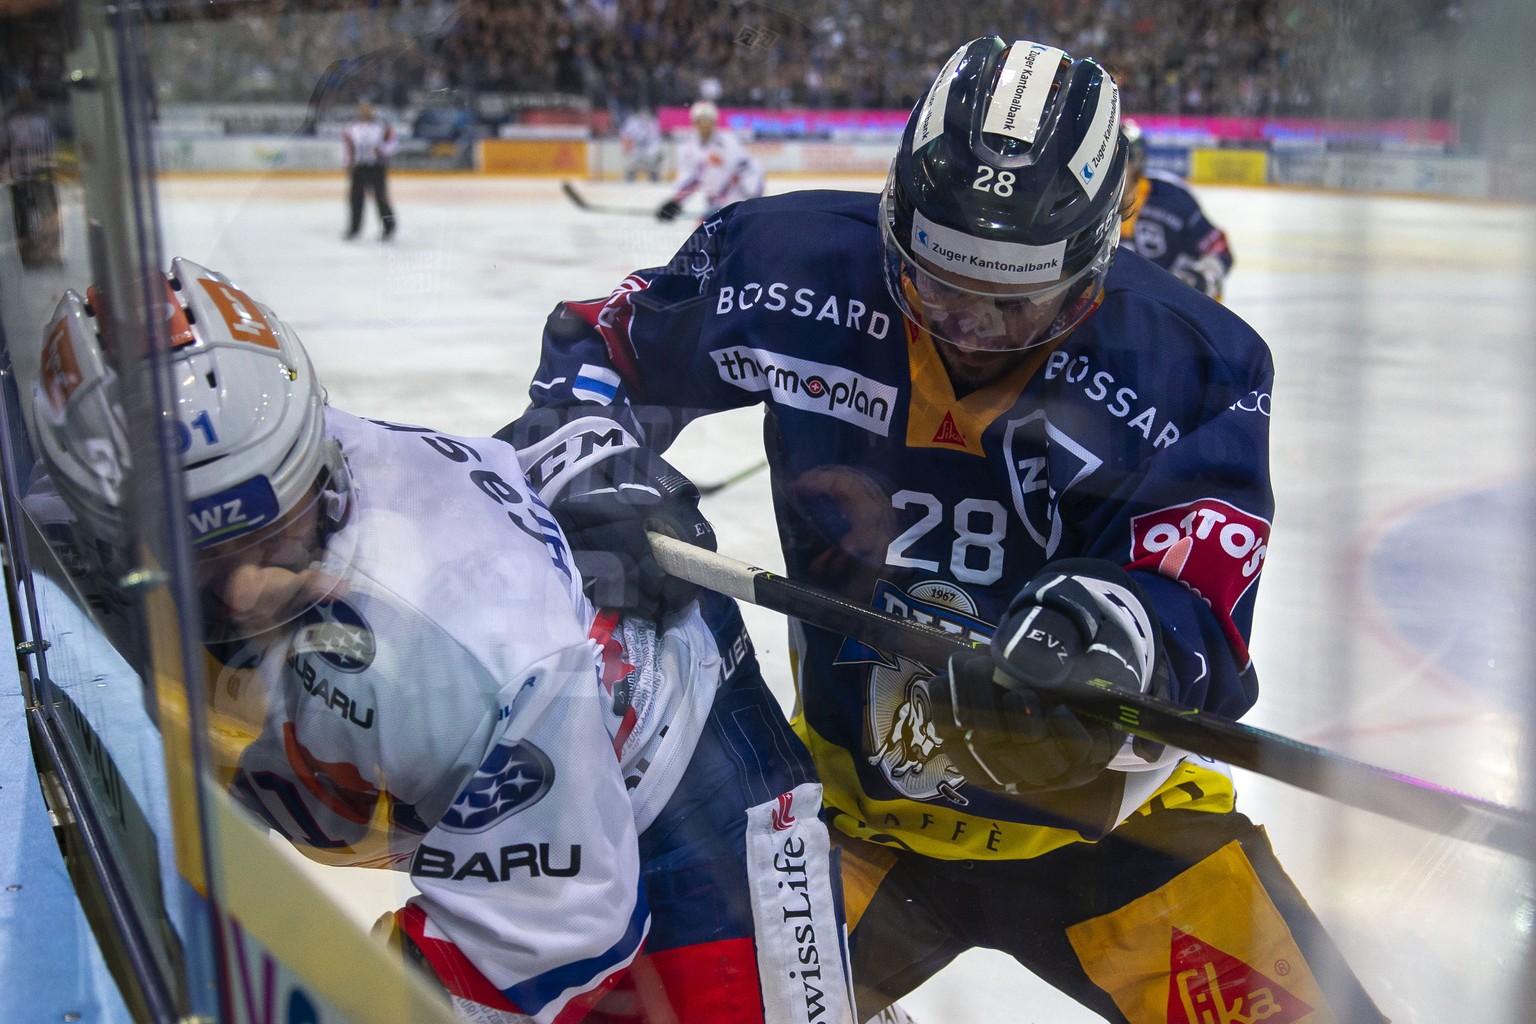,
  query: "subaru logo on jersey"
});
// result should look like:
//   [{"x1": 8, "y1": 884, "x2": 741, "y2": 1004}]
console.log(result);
[
  {"x1": 712, "y1": 345, "x2": 897, "y2": 436},
  {"x1": 186, "y1": 475, "x2": 281, "y2": 547},
  {"x1": 292, "y1": 597, "x2": 374, "y2": 672},
  {"x1": 438, "y1": 740, "x2": 555, "y2": 833}
]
